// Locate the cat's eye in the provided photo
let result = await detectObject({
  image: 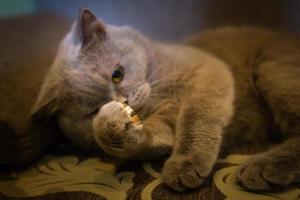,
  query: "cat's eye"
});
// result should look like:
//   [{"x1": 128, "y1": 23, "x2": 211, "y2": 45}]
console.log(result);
[{"x1": 112, "y1": 65, "x2": 124, "y2": 84}]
